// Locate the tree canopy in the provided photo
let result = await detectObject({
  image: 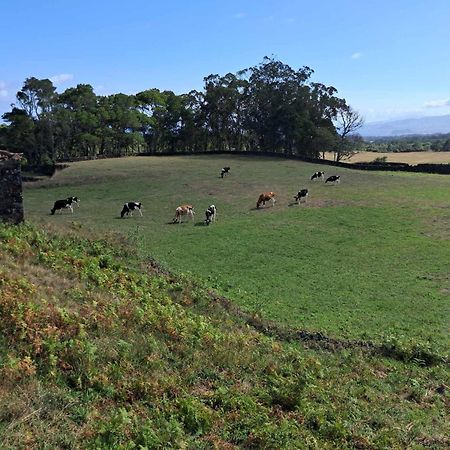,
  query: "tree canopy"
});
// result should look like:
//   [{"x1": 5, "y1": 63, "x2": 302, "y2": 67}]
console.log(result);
[{"x1": 0, "y1": 57, "x2": 362, "y2": 166}]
